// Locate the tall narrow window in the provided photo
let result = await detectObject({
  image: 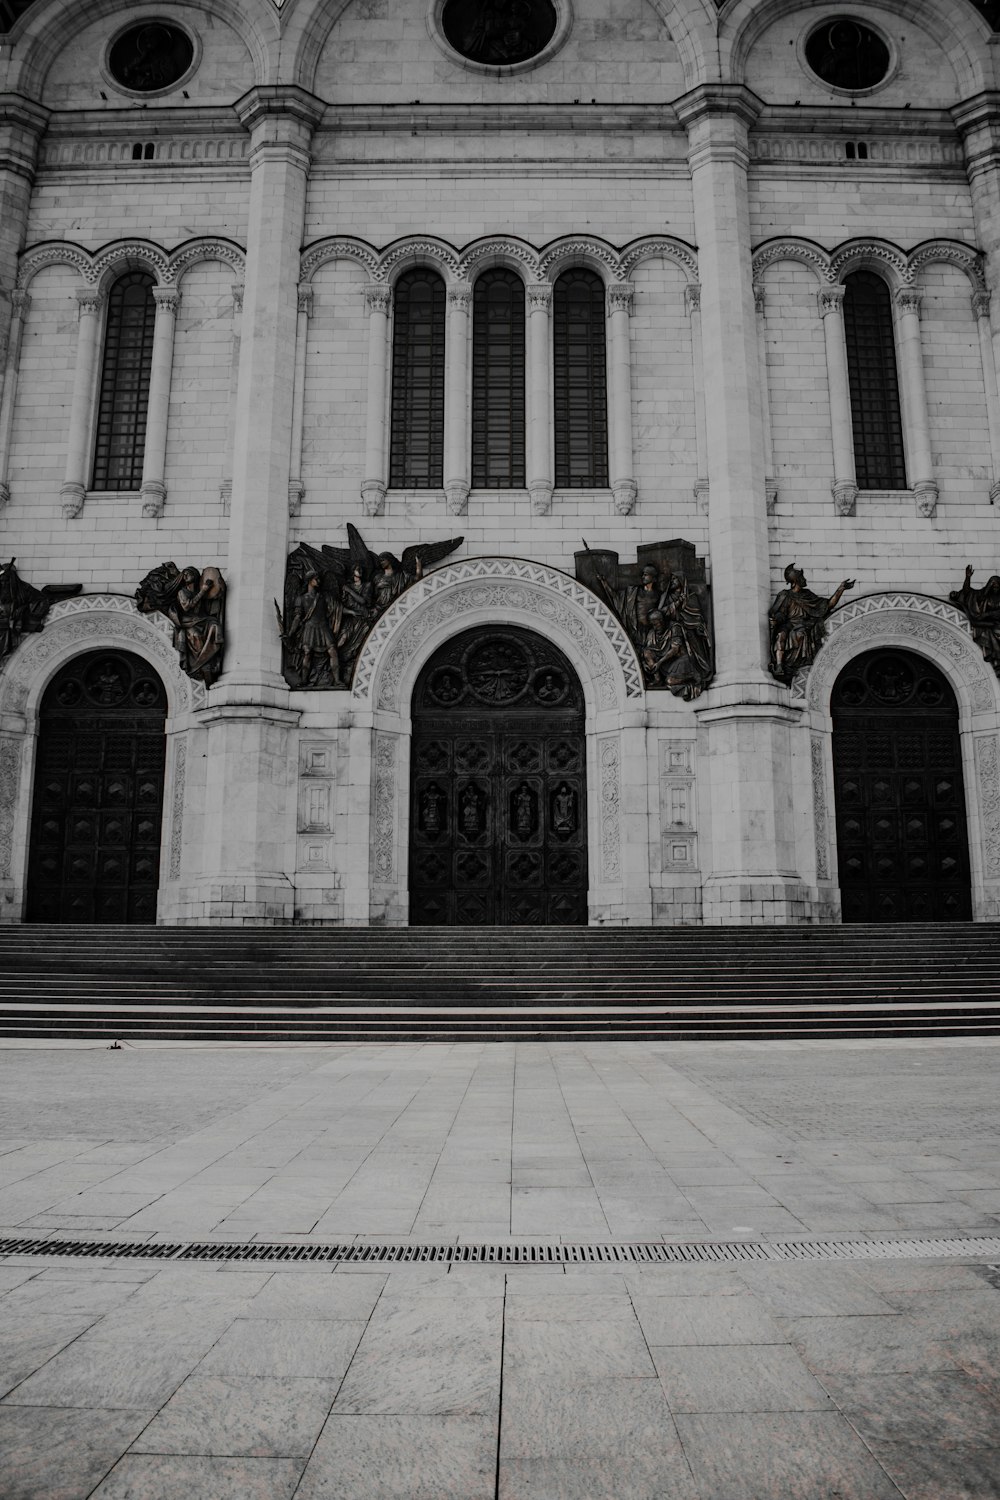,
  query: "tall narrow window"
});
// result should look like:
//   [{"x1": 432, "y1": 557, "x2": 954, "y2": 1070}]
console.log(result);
[
  {"x1": 389, "y1": 268, "x2": 446, "y2": 488},
  {"x1": 843, "y1": 269, "x2": 906, "y2": 489},
  {"x1": 92, "y1": 272, "x2": 156, "y2": 490},
  {"x1": 554, "y1": 268, "x2": 608, "y2": 487},
  {"x1": 472, "y1": 269, "x2": 525, "y2": 489}
]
